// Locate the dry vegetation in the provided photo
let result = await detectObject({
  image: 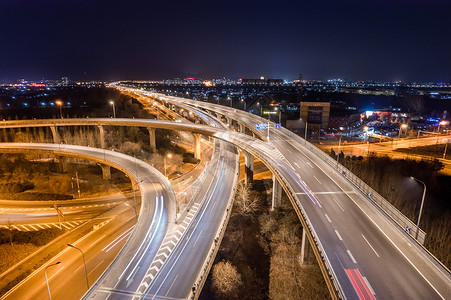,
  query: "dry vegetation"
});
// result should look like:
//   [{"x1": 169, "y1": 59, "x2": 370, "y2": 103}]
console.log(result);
[{"x1": 201, "y1": 180, "x2": 330, "y2": 300}]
